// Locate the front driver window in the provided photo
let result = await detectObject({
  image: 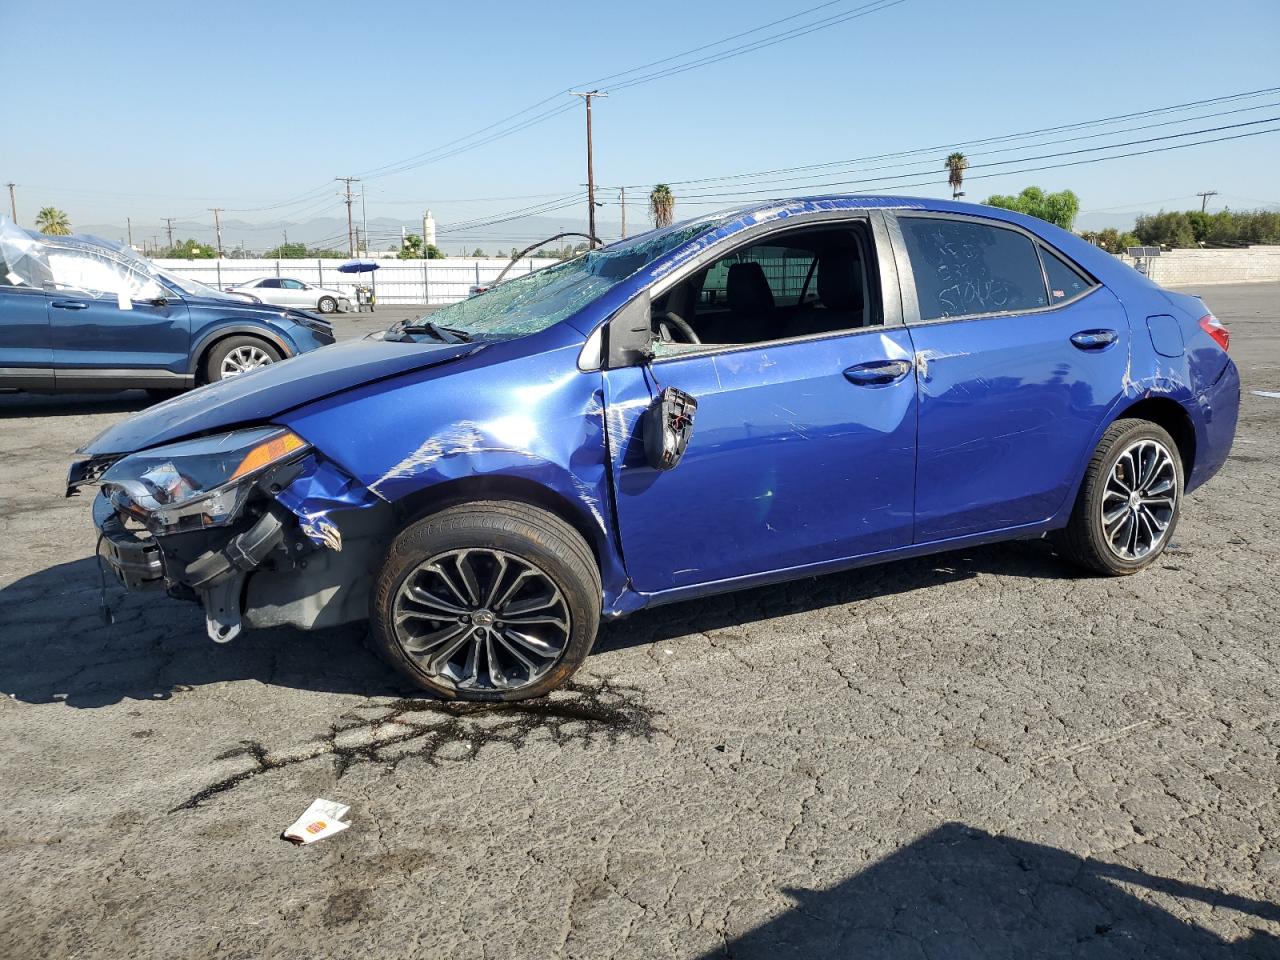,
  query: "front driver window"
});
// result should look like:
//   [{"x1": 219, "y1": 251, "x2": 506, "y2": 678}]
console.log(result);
[{"x1": 653, "y1": 223, "x2": 879, "y2": 353}]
